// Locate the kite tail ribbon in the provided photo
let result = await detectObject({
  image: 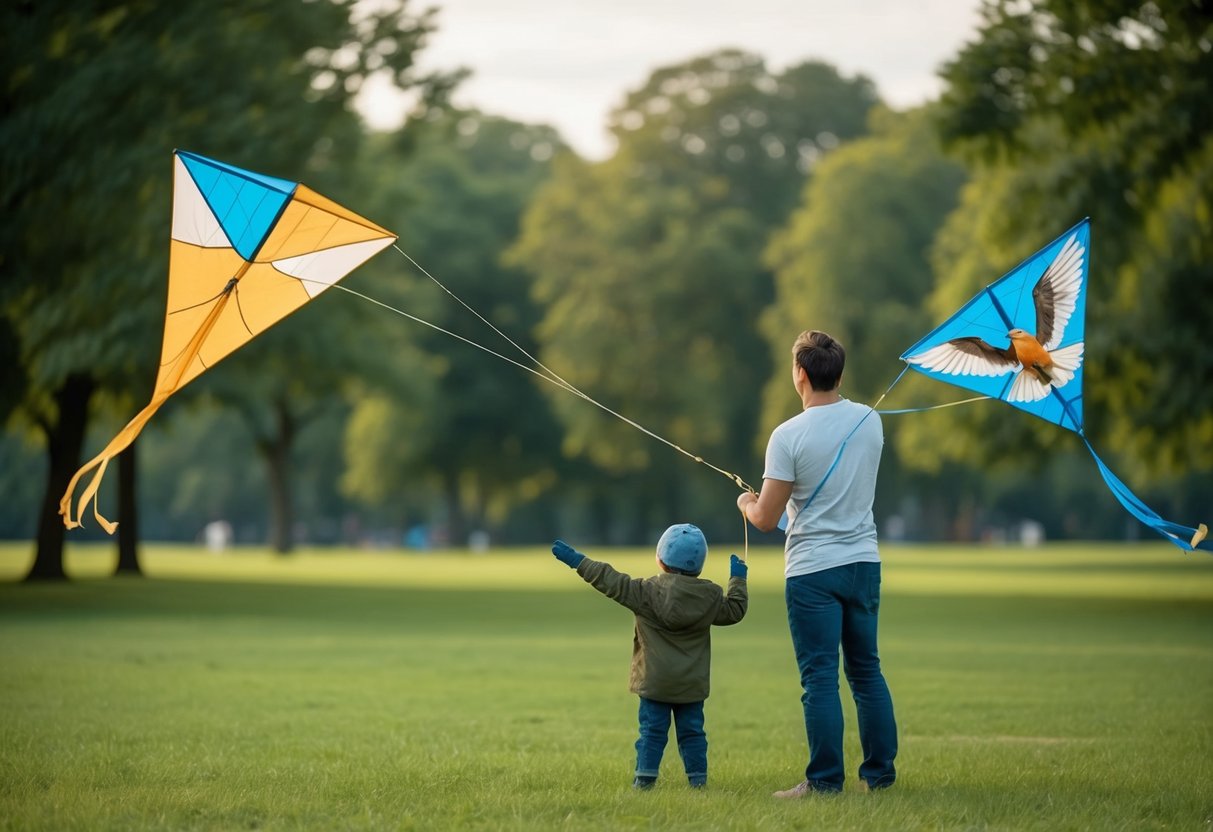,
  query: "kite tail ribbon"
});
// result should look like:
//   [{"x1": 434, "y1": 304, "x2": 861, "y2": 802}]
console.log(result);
[
  {"x1": 62, "y1": 271, "x2": 235, "y2": 533},
  {"x1": 1082, "y1": 437, "x2": 1211, "y2": 553},
  {"x1": 59, "y1": 395, "x2": 167, "y2": 533}
]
